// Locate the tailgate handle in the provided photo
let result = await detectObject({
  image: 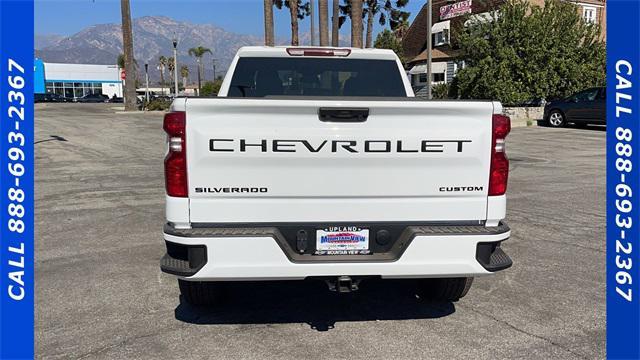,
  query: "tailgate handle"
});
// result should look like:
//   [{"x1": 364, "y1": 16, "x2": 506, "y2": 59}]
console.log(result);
[{"x1": 318, "y1": 108, "x2": 369, "y2": 122}]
